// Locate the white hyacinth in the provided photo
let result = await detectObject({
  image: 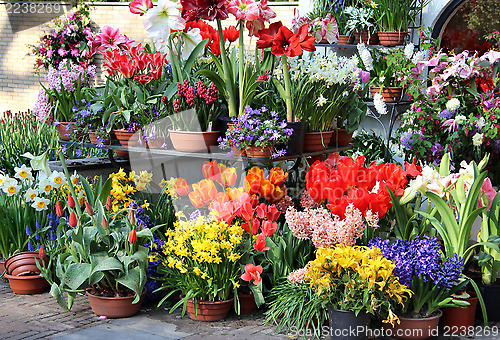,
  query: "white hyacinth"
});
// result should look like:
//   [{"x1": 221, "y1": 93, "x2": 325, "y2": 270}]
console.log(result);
[
  {"x1": 455, "y1": 114, "x2": 466, "y2": 125},
  {"x1": 476, "y1": 117, "x2": 486, "y2": 128},
  {"x1": 361, "y1": 49, "x2": 373, "y2": 71},
  {"x1": 446, "y1": 98, "x2": 460, "y2": 111},
  {"x1": 404, "y1": 43, "x2": 415, "y2": 59},
  {"x1": 373, "y1": 93, "x2": 387, "y2": 115},
  {"x1": 472, "y1": 133, "x2": 484, "y2": 147},
  {"x1": 412, "y1": 51, "x2": 424, "y2": 64}
]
